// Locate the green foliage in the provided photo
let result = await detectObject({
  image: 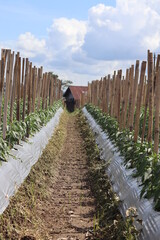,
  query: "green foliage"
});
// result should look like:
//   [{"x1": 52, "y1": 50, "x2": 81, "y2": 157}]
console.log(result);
[
  {"x1": 6, "y1": 120, "x2": 27, "y2": 146},
  {"x1": 86, "y1": 104, "x2": 160, "y2": 211},
  {"x1": 0, "y1": 100, "x2": 62, "y2": 162},
  {"x1": 61, "y1": 79, "x2": 73, "y2": 91},
  {"x1": 0, "y1": 137, "x2": 10, "y2": 162}
]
